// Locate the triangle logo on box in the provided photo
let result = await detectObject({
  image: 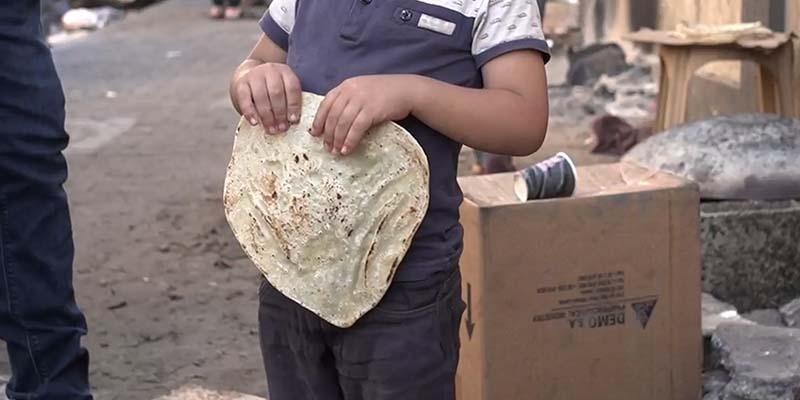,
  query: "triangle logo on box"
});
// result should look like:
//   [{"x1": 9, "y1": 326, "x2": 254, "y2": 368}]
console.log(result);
[{"x1": 631, "y1": 298, "x2": 658, "y2": 329}]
